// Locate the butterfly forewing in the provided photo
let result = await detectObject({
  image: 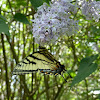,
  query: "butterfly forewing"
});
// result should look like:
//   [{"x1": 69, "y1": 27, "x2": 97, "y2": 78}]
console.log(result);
[{"x1": 12, "y1": 52, "x2": 58, "y2": 75}]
